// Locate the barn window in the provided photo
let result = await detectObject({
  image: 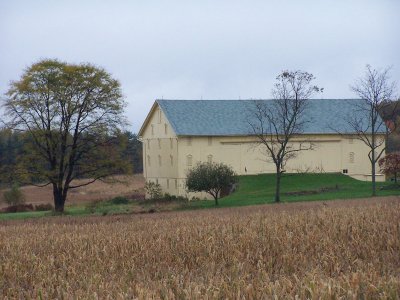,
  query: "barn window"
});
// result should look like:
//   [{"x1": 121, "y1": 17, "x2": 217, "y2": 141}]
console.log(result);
[
  {"x1": 147, "y1": 139, "x2": 150, "y2": 150},
  {"x1": 158, "y1": 109, "x2": 162, "y2": 124},
  {"x1": 156, "y1": 178, "x2": 159, "y2": 184},
  {"x1": 170, "y1": 155, "x2": 173, "y2": 166},
  {"x1": 207, "y1": 154, "x2": 213, "y2": 163},
  {"x1": 187, "y1": 155, "x2": 193, "y2": 166},
  {"x1": 187, "y1": 137, "x2": 192, "y2": 146},
  {"x1": 175, "y1": 179, "x2": 178, "y2": 189},
  {"x1": 151, "y1": 124, "x2": 154, "y2": 136},
  {"x1": 164, "y1": 123, "x2": 168, "y2": 135},
  {"x1": 208, "y1": 136, "x2": 212, "y2": 146},
  {"x1": 158, "y1": 138, "x2": 161, "y2": 149},
  {"x1": 147, "y1": 155, "x2": 151, "y2": 166},
  {"x1": 158, "y1": 155, "x2": 162, "y2": 166},
  {"x1": 170, "y1": 138, "x2": 173, "y2": 149},
  {"x1": 167, "y1": 179, "x2": 170, "y2": 189},
  {"x1": 349, "y1": 152, "x2": 355, "y2": 163}
]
